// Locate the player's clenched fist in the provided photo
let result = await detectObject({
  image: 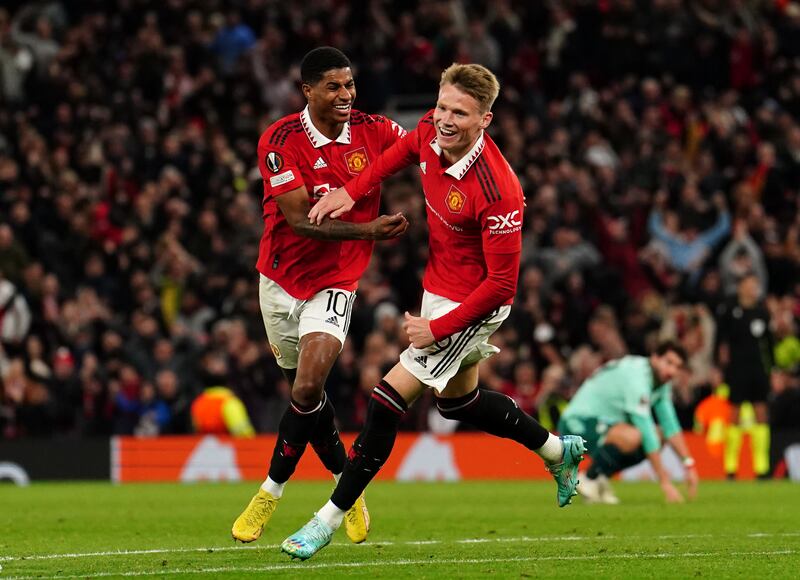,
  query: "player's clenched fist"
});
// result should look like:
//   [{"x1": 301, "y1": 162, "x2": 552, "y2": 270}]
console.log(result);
[
  {"x1": 403, "y1": 311, "x2": 435, "y2": 348},
  {"x1": 309, "y1": 187, "x2": 355, "y2": 224},
  {"x1": 365, "y1": 212, "x2": 409, "y2": 240}
]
